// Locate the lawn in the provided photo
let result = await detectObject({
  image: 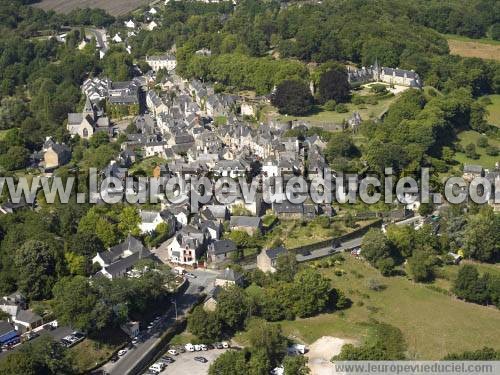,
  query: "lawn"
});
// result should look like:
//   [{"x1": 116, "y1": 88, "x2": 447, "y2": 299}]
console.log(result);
[
  {"x1": 264, "y1": 87, "x2": 399, "y2": 130},
  {"x1": 263, "y1": 218, "x2": 376, "y2": 248},
  {"x1": 129, "y1": 156, "x2": 168, "y2": 176},
  {"x1": 486, "y1": 94, "x2": 500, "y2": 126},
  {"x1": 445, "y1": 34, "x2": 500, "y2": 61},
  {"x1": 69, "y1": 328, "x2": 128, "y2": 373},
  {"x1": 453, "y1": 130, "x2": 500, "y2": 168},
  {"x1": 274, "y1": 256, "x2": 500, "y2": 359}
]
